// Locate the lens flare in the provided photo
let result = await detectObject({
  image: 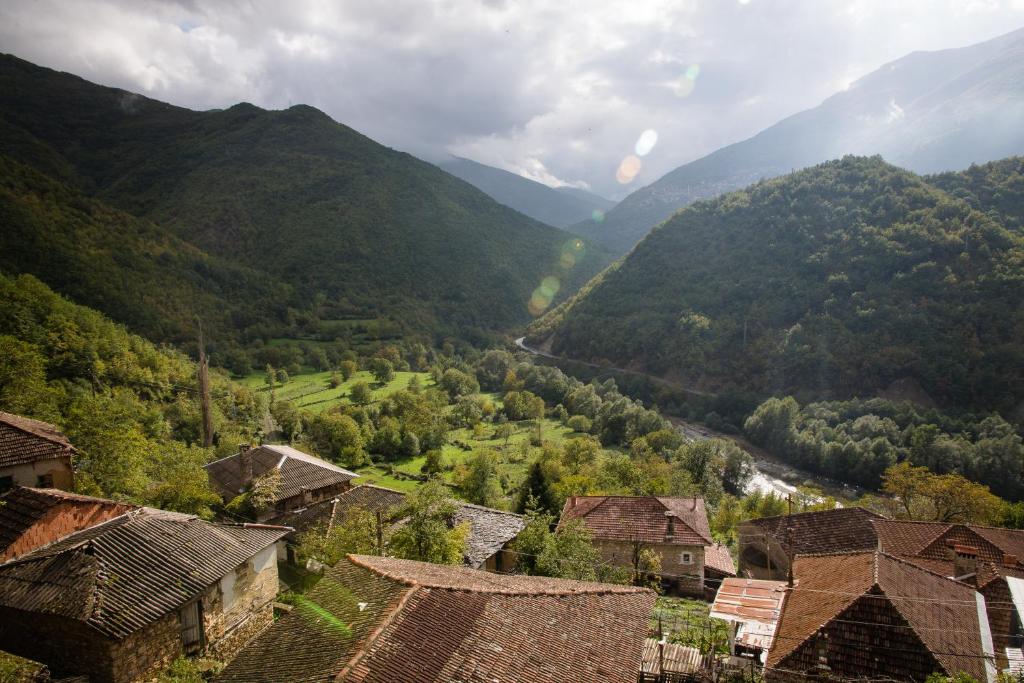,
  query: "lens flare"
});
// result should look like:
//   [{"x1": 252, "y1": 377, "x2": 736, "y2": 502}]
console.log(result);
[
  {"x1": 616, "y1": 155, "x2": 642, "y2": 184},
  {"x1": 528, "y1": 287, "x2": 552, "y2": 317},
  {"x1": 685, "y1": 64, "x2": 701, "y2": 80},
  {"x1": 591, "y1": 209, "x2": 605, "y2": 223},
  {"x1": 560, "y1": 252, "x2": 576, "y2": 268},
  {"x1": 540, "y1": 276, "x2": 560, "y2": 298},
  {"x1": 669, "y1": 64, "x2": 701, "y2": 98},
  {"x1": 635, "y1": 129, "x2": 658, "y2": 157}
]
